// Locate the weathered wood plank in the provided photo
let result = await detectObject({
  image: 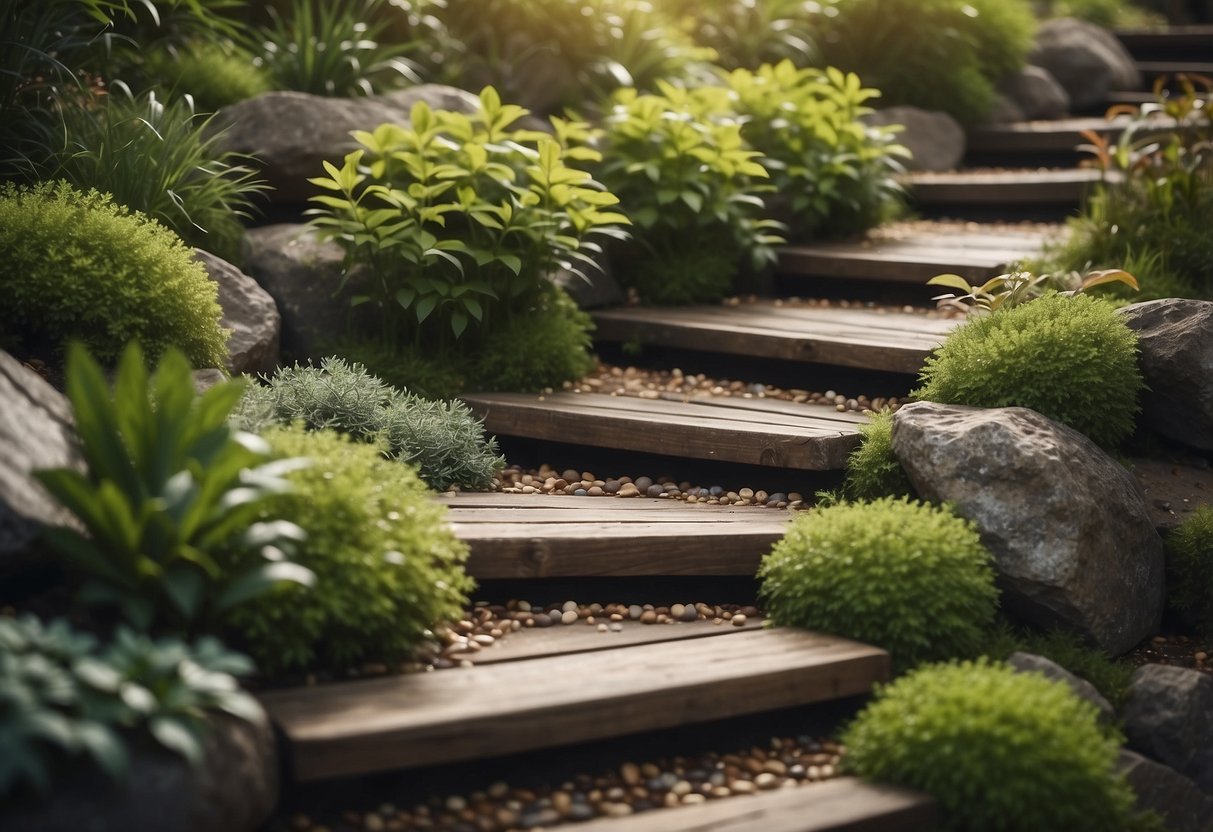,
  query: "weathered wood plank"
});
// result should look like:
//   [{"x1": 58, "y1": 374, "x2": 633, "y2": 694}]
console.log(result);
[
  {"x1": 1116, "y1": 26, "x2": 1213, "y2": 54},
  {"x1": 1137, "y1": 60, "x2": 1213, "y2": 79},
  {"x1": 552, "y1": 778, "x2": 935, "y2": 832},
  {"x1": 905, "y1": 168, "x2": 1103, "y2": 206},
  {"x1": 592, "y1": 303, "x2": 955, "y2": 374},
  {"x1": 462, "y1": 393, "x2": 867, "y2": 470},
  {"x1": 260, "y1": 628, "x2": 889, "y2": 781},
  {"x1": 967, "y1": 116, "x2": 1132, "y2": 155}
]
